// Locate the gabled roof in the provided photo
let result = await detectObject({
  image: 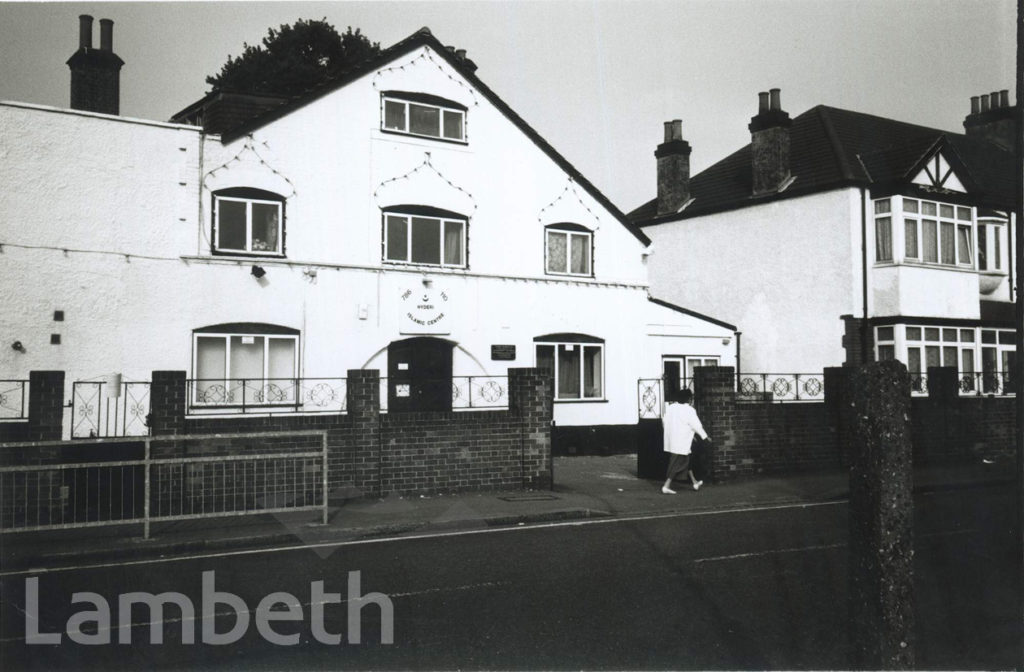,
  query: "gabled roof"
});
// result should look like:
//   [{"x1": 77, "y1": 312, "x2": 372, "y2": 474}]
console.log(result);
[
  {"x1": 648, "y1": 297, "x2": 737, "y2": 331},
  {"x1": 185, "y1": 27, "x2": 650, "y2": 246},
  {"x1": 630, "y1": 105, "x2": 1016, "y2": 224}
]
